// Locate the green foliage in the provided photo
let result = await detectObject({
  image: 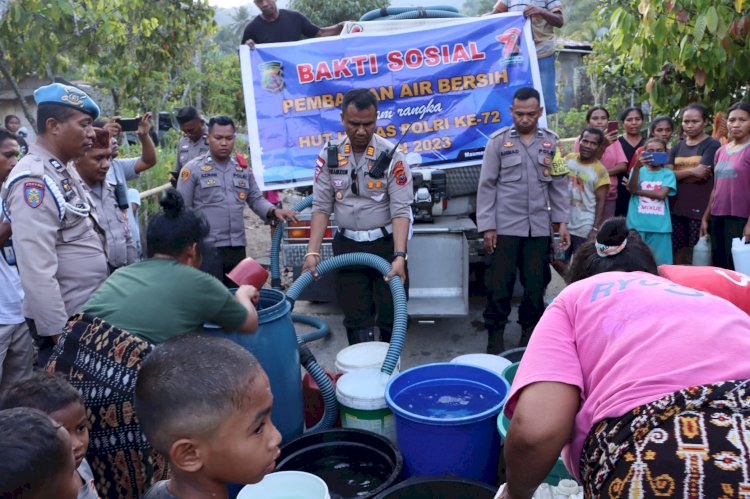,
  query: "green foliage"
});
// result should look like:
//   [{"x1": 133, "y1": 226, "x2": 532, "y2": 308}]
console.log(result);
[
  {"x1": 560, "y1": 0, "x2": 605, "y2": 40},
  {"x1": 0, "y1": 0, "x2": 216, "y2": 116},
  {"x1": 288, "y1": 0, "x2": 389, "y2": 26},
  {"x1": 590, "y1": 0, "x2": 750, "y2": 115},
  {"x1": 462, "y1": 0, "x2": 494, "y2": 17}
]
